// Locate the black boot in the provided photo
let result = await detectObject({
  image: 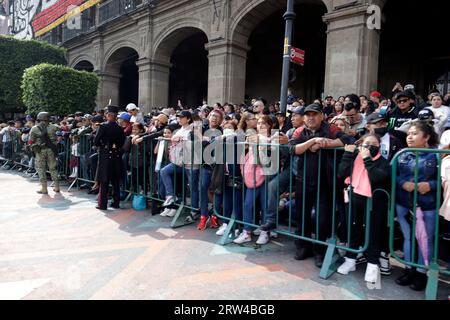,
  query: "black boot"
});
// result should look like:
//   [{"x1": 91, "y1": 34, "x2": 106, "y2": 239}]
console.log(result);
[
  {"x1": 395, "y1": 268, "x2": 416, "y2": 286},
  {"x1": 409, "y1": 271, "x2": 427, "y2": 291}
]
